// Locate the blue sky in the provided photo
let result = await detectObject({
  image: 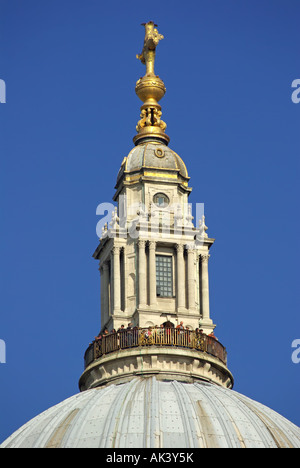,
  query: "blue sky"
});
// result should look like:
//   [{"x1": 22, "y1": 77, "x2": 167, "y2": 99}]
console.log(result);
[{"x1": 0, "y1": 0, "x2": 299, "y2": 443}]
